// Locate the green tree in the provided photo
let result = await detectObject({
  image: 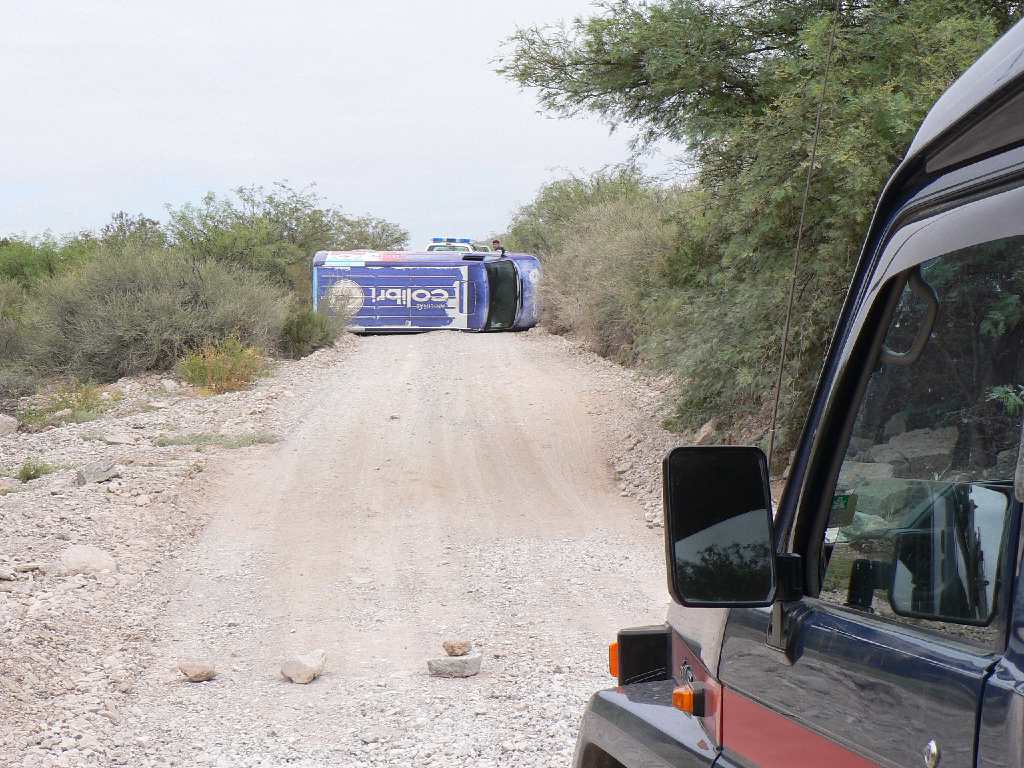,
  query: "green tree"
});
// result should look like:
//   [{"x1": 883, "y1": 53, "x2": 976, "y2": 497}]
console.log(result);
[
  {"x1": 166, "y1": 182, "x2": 409, "y2": 294},
  {"x1": 100, "y1": 212, "x2": 167, "y2": 251},
  {"x1": 501, "y1": 0, "x2": 1021, "y2": 461}
]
